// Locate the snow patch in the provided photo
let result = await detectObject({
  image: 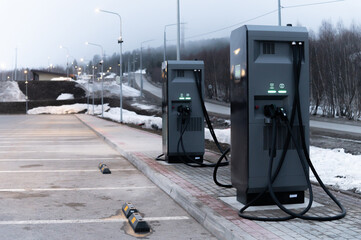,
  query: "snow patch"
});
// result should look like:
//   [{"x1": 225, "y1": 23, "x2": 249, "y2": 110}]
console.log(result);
[
  {"x1": 75, "y1": 79, "x2": 140, "y2": 98},
  {"x1": 310, "y1": 146, "x2": 361, "y2": 193},
  {"x1": 51, "y1": 77, "x2": 73, "y2": 81},
  {"x1": 28, "y1": 103, "x2": 109, "y2": 115},
  {"x1": 131, "y1": 103, "x2": 160, "y2": 111},
  {"x1": 205, "y1": 128, "x2": 230, "y2": 144},
  {"x1": 56, "y1": 93, "x2": 74, "y2": 100},
  {"x1": 103, "y1": 107, "x2": 162, "y2": 130},
  {"x1": 0, "y1": 81, "x2": 26, "y2": 102}
]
